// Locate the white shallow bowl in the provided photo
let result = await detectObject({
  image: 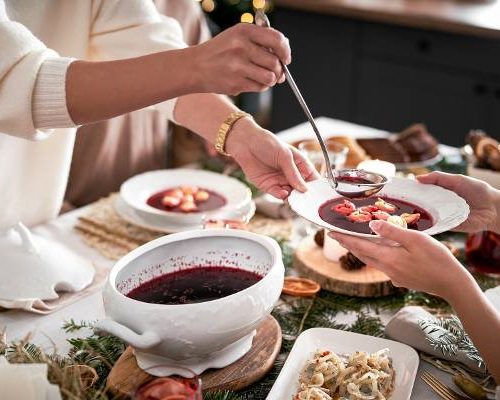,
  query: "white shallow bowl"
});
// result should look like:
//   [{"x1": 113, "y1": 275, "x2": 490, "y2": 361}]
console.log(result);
[
  {"x1": 120, "y1": 169, "x2": 252, "y2": 225},
  {"x1": 288, "y1": 177, "x2": 469, "y2": 239},
  {"x1": 114, "y1": 196, "x2": 256, "y2": 233},
  {"x1": 96, "y1": 229, "x2": 284, "y2": 376},
  {"x1": 268, "y1": 328, "x2": 419, "y2": 400}
]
